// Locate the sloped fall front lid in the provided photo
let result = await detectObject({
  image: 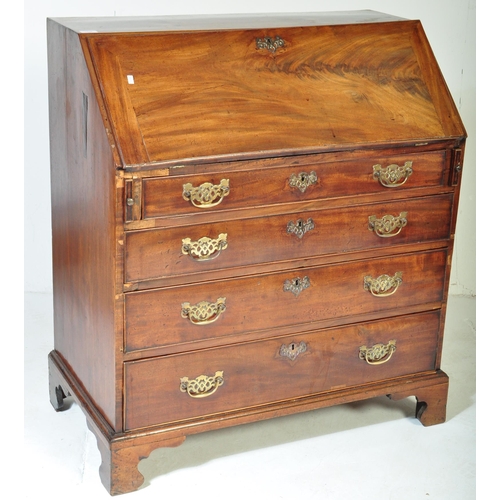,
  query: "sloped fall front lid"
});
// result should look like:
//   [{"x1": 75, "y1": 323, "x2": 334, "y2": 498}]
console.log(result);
[{"x1": 74, "y1": 12, "x2": 465, "y2": 167}]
